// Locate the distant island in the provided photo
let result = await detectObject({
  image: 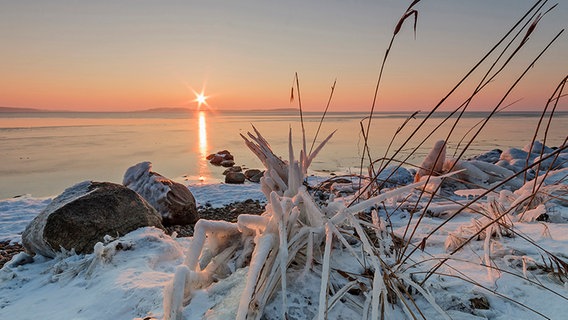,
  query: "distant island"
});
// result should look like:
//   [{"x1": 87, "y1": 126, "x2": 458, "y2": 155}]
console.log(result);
[
  {"x1": 0, "y1": 106, "x2": 48, "y2": 113},
  {"x1": 0, "y1": 106, "x2": 299, "y2": 113},
  {"x1": 136, "y1": 107, "x2": 193, "y2": 113}
]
